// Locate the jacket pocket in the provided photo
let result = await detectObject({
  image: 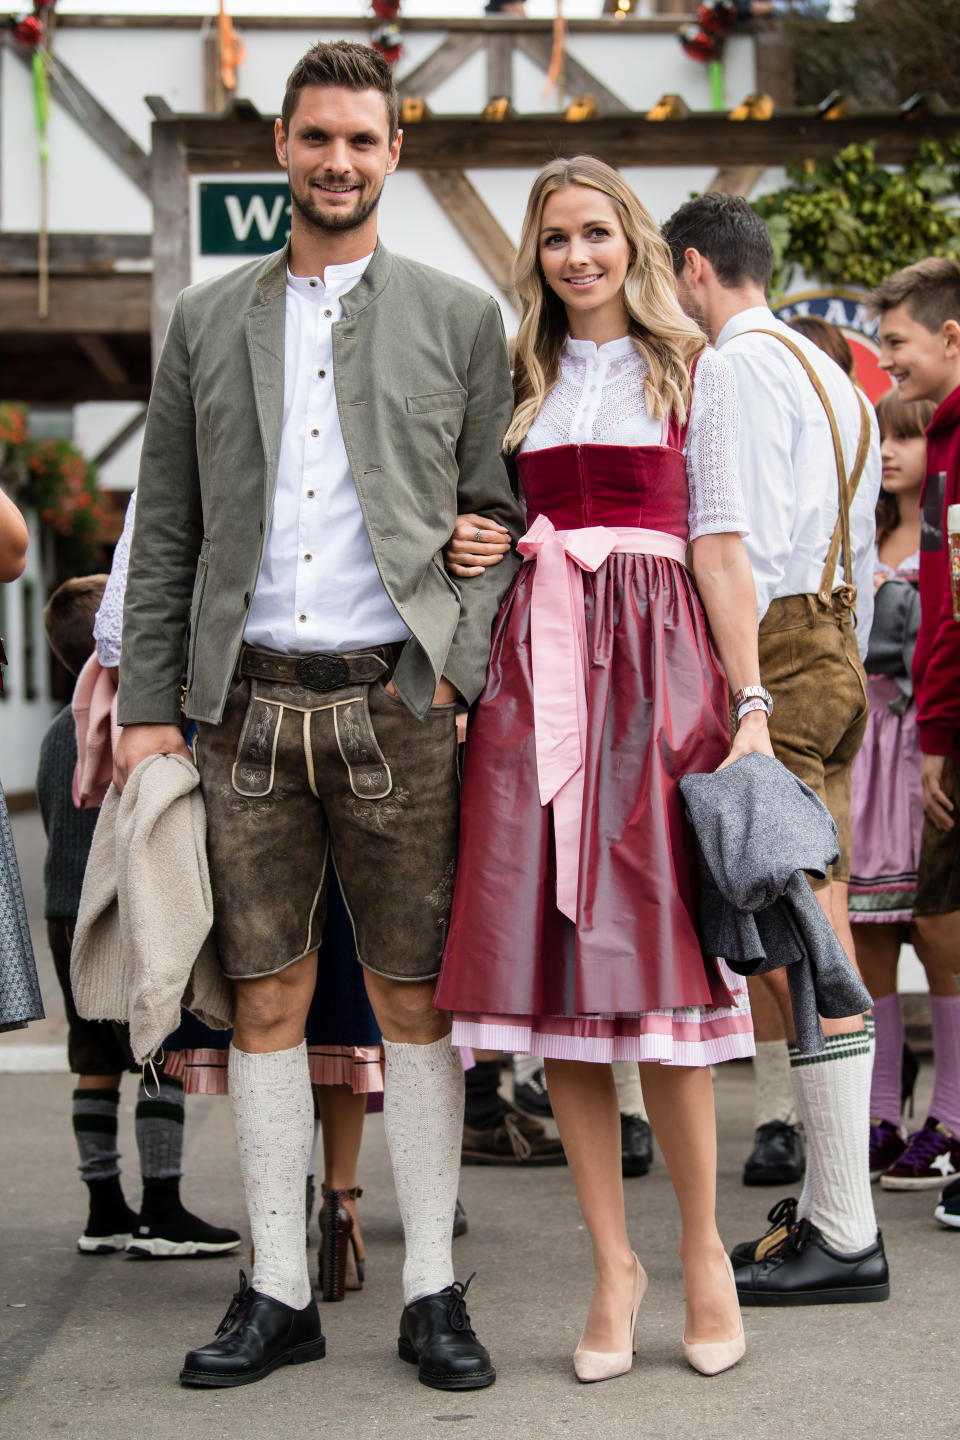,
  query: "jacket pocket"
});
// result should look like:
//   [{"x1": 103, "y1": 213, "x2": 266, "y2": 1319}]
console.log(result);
[
  {"x1": 405, "y1": 389, "x2": 466, "y2": 416},
  {"x1": 185, "y1": 540, "x2": 210, "y2": 692}
]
